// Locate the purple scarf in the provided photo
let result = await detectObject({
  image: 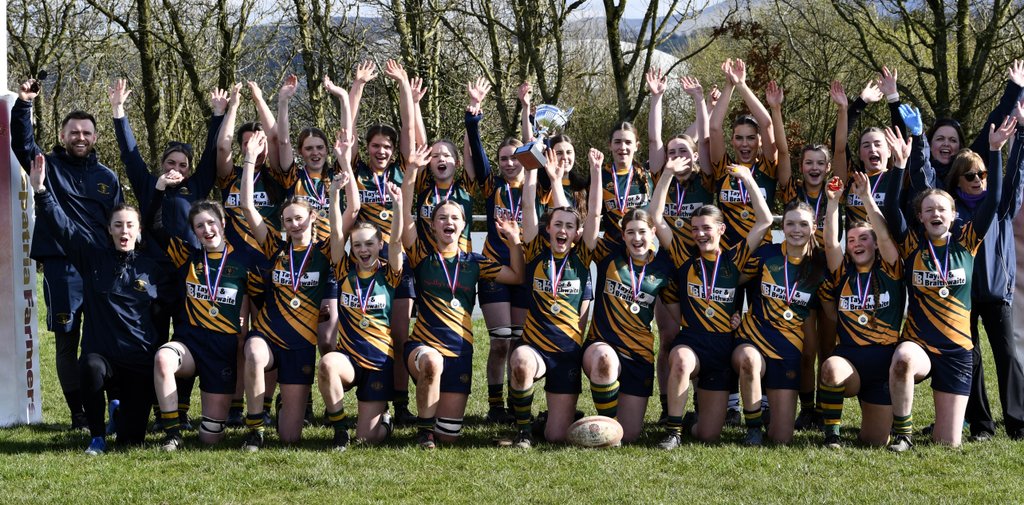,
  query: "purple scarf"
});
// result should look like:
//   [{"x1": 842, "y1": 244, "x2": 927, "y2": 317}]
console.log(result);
[{"x1": 957, "y1": 188, "x2": 986, "y2": 211}]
